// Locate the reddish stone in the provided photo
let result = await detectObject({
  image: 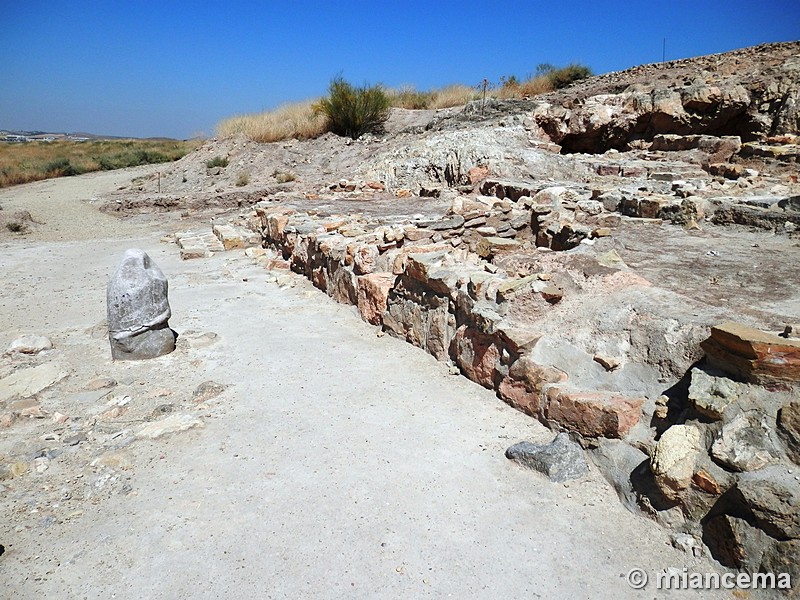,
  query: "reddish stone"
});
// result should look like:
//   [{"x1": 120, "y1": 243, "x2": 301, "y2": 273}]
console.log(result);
[
  {"x1": 365, "y1": 181, "x2": 385, "y2": 191},
  {"x1": 621, "y1": 166, "x2": 646, "y2": 178},
  {"x1": 498, "y1": 377, "x2": 541, "y2": 416},
  {"x1": 356, "y1": 273, "x2": 396, "y2": 326},
  {"x1": 693, "y1": 469, "x2": 723, "y2": 495},
  {"x1": 544, "y1": 387, "x2": 644, "y2": 438},
  {"x1": 265, "y1": 214, "x2": 290, "y2": 242},
  {"x1": 596, "y1": 164, "x2": 621, "y2": 176},
  {"x1": 403, "y1": 227, "x2": 434, "y2": 242},
  {"x1": 452, "y1": 326, "x2": 501, "y2": 389},
  {"x1": 507, "y1": 355, "x2": 566, "y2": 392},
  {"x1": 638, "y1": 197, "x2": 669, "y2": 219},
  {"x1": 263, "y1": 258, "x2": 290, "y2": 271},
  {"x1": 323, "y1": 219, "x2": 348, "y2": 232},
  {"x1": 467, "y1": 165, "x2": 490, "y2": 185},
  {"x1": 701, "y1": 321, "x2": 800, "y2": 384}
]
